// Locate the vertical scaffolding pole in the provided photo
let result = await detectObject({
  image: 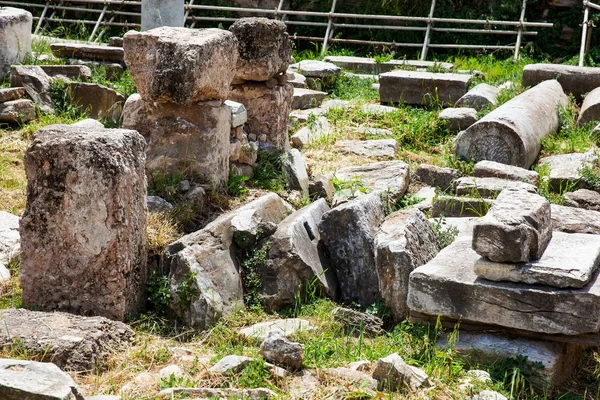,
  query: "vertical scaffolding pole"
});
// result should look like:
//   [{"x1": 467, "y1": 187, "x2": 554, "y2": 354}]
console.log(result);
[
  {"x1": 514, "y1": 0, "x2": 527, "y2": 61},
  {"x1": 34, "y1": 1, "x2": 50, "y2": 35},
  {"x1": 276, "y1": 0, "x2": 286, "y2": 21},
  {"x1": 420, "y1": 0, "x2": 436, "y2": 61},
  {"x1": 321, "y1": 0, "x2": 338, "y2": 55},
  {"x1": 580, "y1": 1, "x2": 590, "y2": 66},
  {"x1": 184, "y1": 0, "x2": 194, "y2": 27},
  {"x1": 88, "y1": 4, "x2": 108, "y2": 42}
]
